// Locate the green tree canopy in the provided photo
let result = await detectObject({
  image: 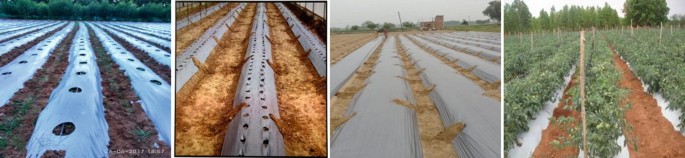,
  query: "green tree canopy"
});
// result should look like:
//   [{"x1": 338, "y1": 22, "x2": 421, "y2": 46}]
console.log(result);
[
  {"x1": 625, "y1": 0, "x2": 669, "y2": 26},
  {"x1": 483, "y1": 0, "x2": 501, "y2": 22}
]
